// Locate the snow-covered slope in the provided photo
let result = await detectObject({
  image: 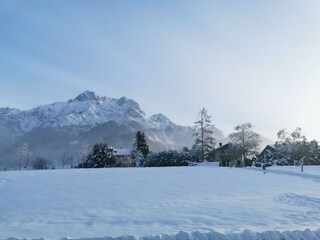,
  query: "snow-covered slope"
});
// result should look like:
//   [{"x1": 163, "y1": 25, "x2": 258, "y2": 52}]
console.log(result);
[
  {"x1": 0, "y1": 91, "x2": 181, "y2": 133},
  {"x1": 1, "y1": 166, "x2": 320, "y2": 239}
]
